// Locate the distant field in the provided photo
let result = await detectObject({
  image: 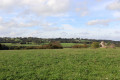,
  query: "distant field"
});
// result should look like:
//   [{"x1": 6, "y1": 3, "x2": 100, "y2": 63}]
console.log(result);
[
  {"x1": 0, "y1": 48, "x2": 120, "y2": 80},
  {"x1": 1, "y1": 43, "x2": 82, "y2": 47},
  {"x1": 61, "y1": 43, "x2": 82, "y2": 47}
]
